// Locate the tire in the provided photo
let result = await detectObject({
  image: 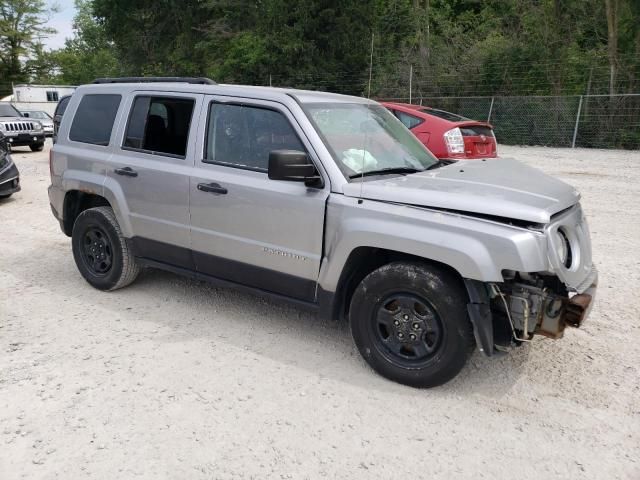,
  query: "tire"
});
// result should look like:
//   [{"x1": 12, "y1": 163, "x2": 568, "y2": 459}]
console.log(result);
[
  {"x1": 71, "y1": 206, "x2": 139, "y2": 291},
  {"x1": 349, "y1": 262, "x2": 474, "y2": 388},
  {"x1": 0, "y1": 193, "x2": 12, "y2": 200},
  {"x1": 29, "y1": 143, "x2": 44, "y2": 152}
]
